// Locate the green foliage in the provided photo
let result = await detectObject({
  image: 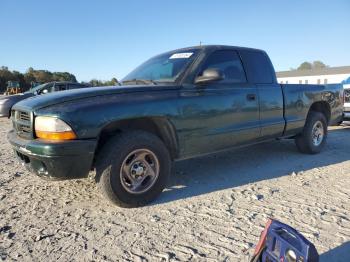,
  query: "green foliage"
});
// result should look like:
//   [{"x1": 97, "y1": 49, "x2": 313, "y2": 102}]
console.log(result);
[
  {"x1": 0, "y1": 65, "x2": 120, "y2": 92},
  {"x1": 312, "y1": 60, "x2": 327, "y2": 69},
  {"x1": 0, "y1": 67, "x2": 77, "y2": 93},
  {"x1": 297, "y1": 61, "x2": 328, "y2": 71},
  {"x1": 87, "y1": 78, "x2": 119, "y2": 87},
  {"x1": 297, "y1": 62, "x2": 312, "y2": 70}
]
